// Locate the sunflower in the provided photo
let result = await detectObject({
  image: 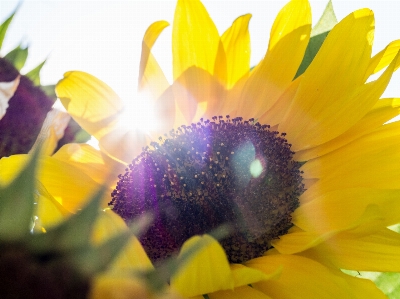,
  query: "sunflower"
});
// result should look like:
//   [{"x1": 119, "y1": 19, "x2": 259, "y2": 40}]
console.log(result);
[
  {"x1": 0, "y1": 7, "x2": 91, "y2": 159},
  {"x1": 2, "y1": 0, "x2": 400, "y2": 298}
]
